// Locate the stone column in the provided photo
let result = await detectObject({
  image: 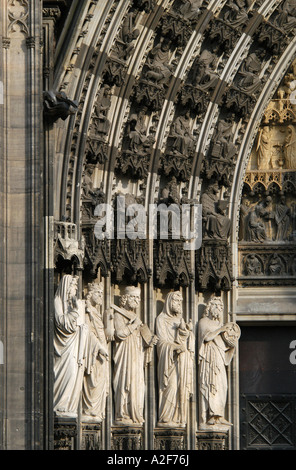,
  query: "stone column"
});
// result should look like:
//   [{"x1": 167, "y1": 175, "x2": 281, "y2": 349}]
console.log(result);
[
  {"x1": 42, "y1": 3, "x2": 62, "y2": 450},
  {"x1": 0, "y1": 0, "x2": 43, "y2": 450}
]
